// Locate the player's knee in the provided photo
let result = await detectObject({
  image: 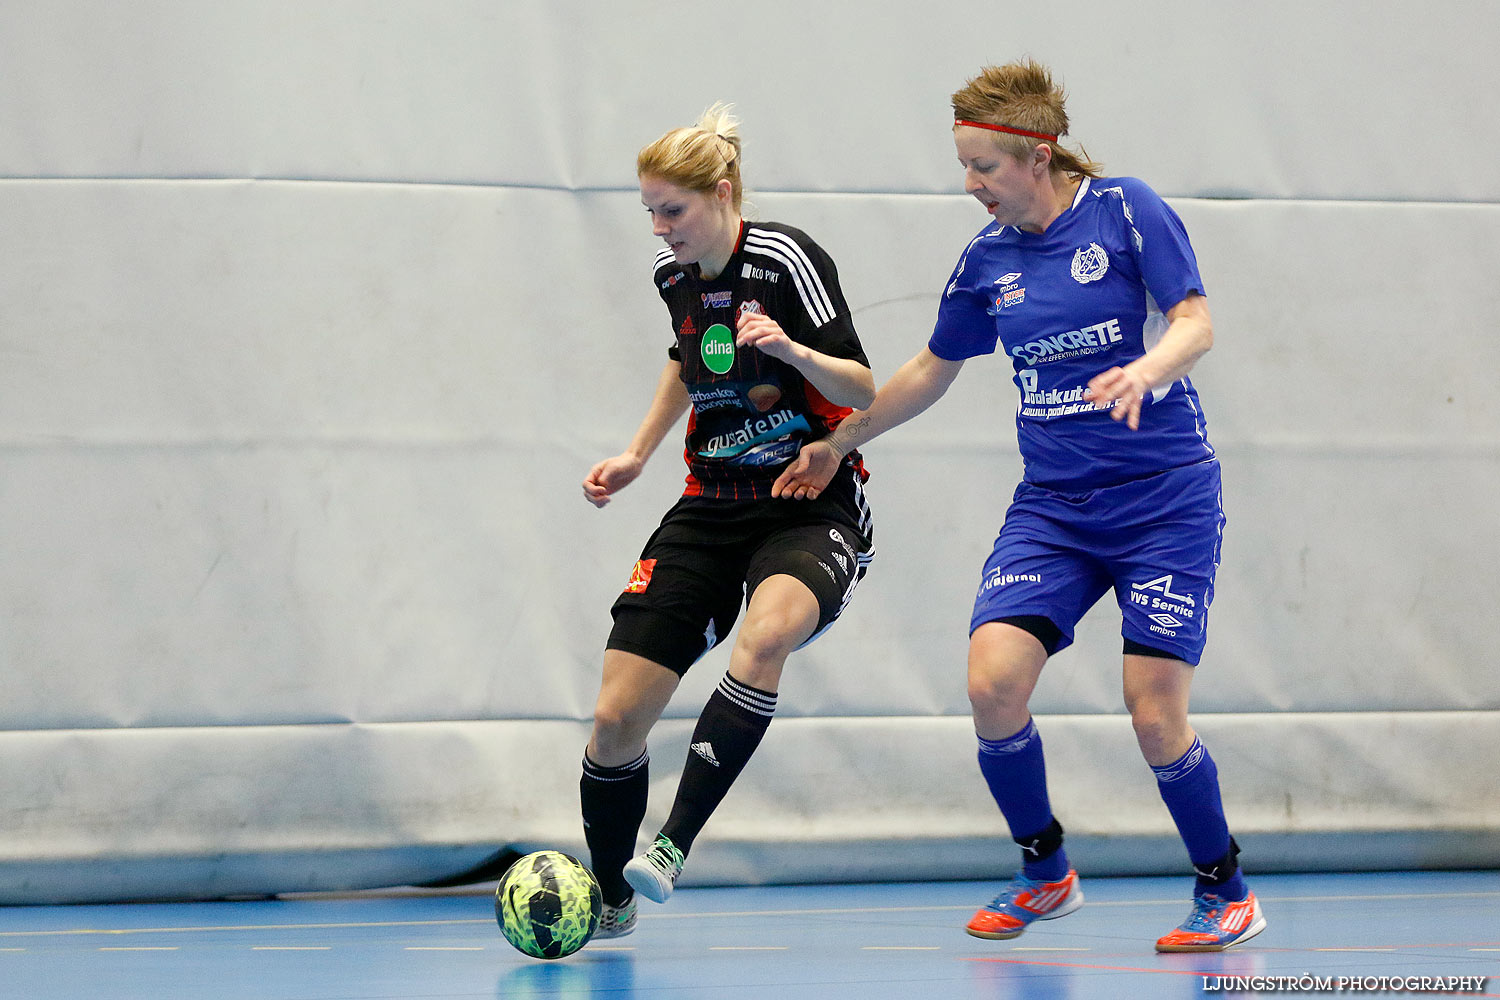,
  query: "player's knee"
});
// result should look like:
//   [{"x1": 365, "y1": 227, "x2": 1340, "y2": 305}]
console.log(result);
[
  {"x1": 730, "y1": 615, "x2": 804, "y2": 685},
  {"x1": 734, "y1": 620, "x2": 795, "y2": 663},
  {"x1": 966, "y1": 662, "x2": 1032, "y2": 719},
  {"x1": 589, "y1": 697, "x2": 655, "y2": 758},
  {"x1": 1128, "y1": 704, "x2": 1186, "y2": 760},
  {"x1": 741, "y1": 569, "x2": 825, "y2": 660}
]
